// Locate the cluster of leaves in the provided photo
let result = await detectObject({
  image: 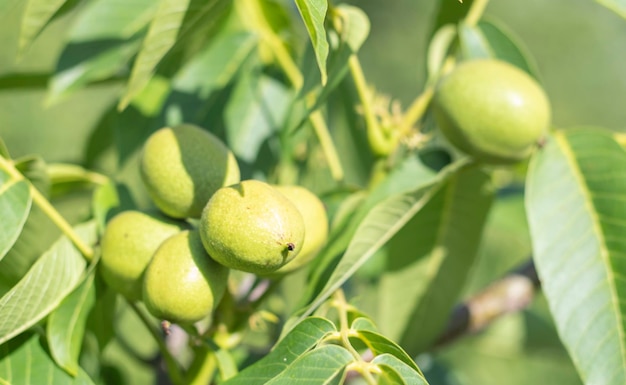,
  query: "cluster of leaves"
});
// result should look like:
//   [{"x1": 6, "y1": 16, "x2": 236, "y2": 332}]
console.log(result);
[{"x1": 2, "y1": 0, "x2": 626, "y2": 384}]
